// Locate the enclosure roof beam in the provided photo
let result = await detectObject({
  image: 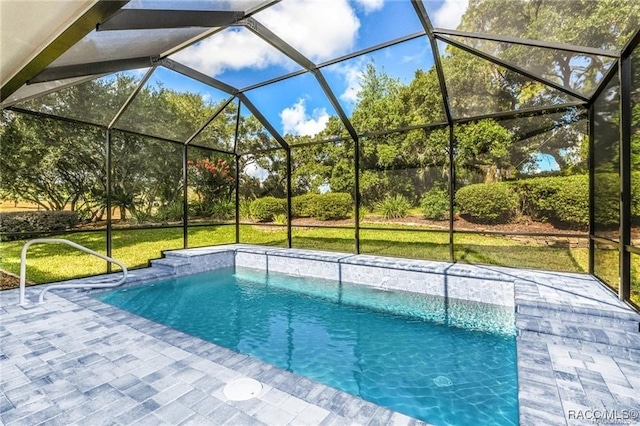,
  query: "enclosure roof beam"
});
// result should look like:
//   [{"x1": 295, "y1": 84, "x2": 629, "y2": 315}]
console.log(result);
[
  {"x1": 161, "y1": 59, "x2": 238, "y2": 95},
  {"x1": 1, "y1": 0, "x2": 128, "y2": 102},
  {"x1": 108, "y1": 66, "x2": 157, "y2": 129},
  {"x1": 29, "y1": 56, "x2": 160, "y2": 84},
  {"x1": 1, "y1": 74, "x2": 105, "y2": 109},
  {"x1": 242, "y1": 17, "x2": 359, "y2": 142},
  {"x1": 432, "y1": 28, "x2": 620, "y2": 58},
  {"x1": 237, "y1": 93, "x2": 289, "y2": 149},
  {"x1": 159, "y1": 1, "x2": 280, "y2": 59},
  {"x1": 437, "y1": 34, "x2": 590, "y2": 103},
  {"x1": 452, "y1": 101, "x2": 587, "y2": 124},
  {"x1": 313, "y1": 70, "x2": 359, "y2": 142},
  {"x1": 411, "y1": 0, "x2": 453, "y2": 125},
  {"x1": 316, "y1": 31, "x2": 426, "y2": 69},
  {"x1": 240, "y1": 17, "x2": 316, "y2": 70},
  {"x1": 97, "y1": 9, "x2": 243, "y2": 31},
  {"x1": 515, "y1": 112, "x2": 587, "y2": 143},
  {"x1": 244, "y1": 0, "x2": 281, "y2": 17},
  {"x1": 589, "y1": 28, "x2": 640, "y2": 106},
  {"x1": 240, "y1": 69, "x2": 308, "y2": 93},
  {"x1": 185, "y1": 95, "x2": 236, "y2": 145}
]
